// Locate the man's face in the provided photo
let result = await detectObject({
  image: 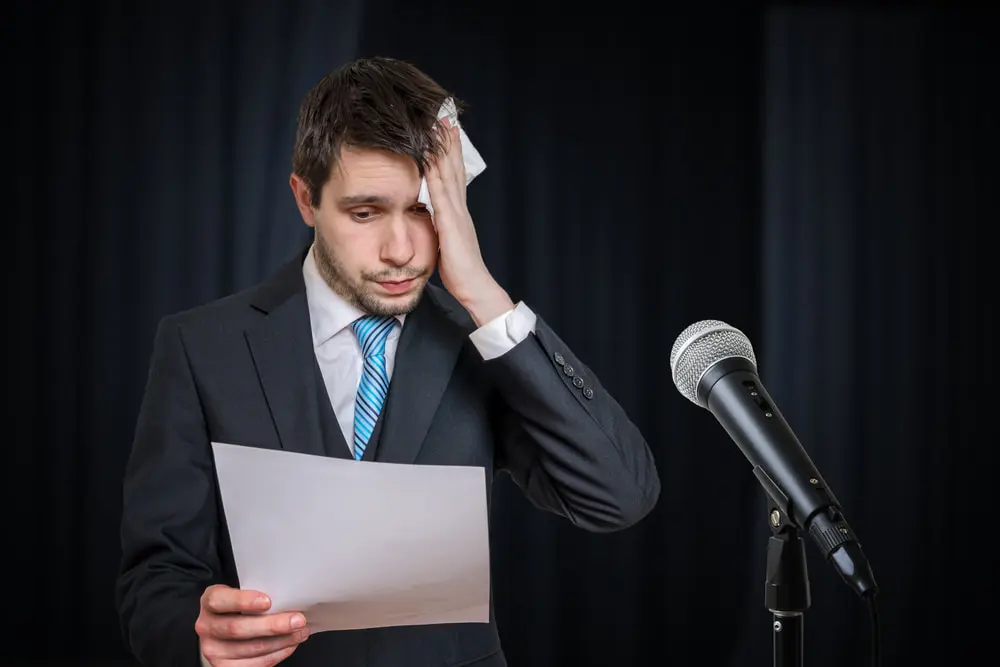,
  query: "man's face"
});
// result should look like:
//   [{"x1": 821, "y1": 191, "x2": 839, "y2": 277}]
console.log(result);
[{"x1": 292, "y1": 146, "x2": 438, "y2": 316}]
